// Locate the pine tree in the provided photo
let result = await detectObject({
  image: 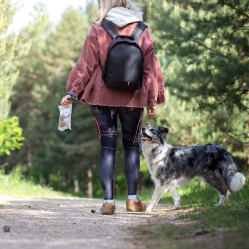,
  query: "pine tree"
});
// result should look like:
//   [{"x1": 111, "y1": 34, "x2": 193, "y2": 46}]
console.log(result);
[
  {"x1": 0, "y1": 0, "x2": 47, "y2": 159},
  {"x1": 137, "y1": 0, "x2": 248, "y2": 167},
  {"x1": 145, "y1": 0, "x2": 248, "y2": 141}
]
